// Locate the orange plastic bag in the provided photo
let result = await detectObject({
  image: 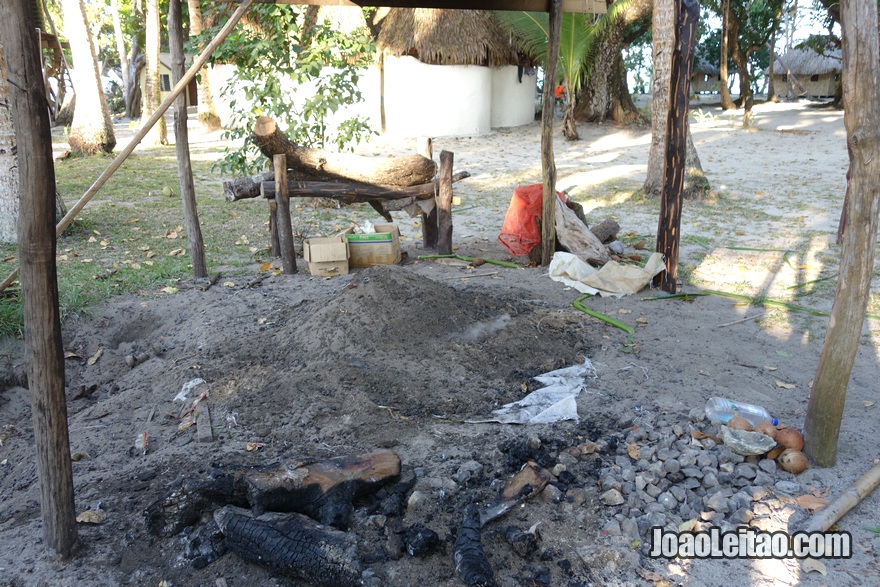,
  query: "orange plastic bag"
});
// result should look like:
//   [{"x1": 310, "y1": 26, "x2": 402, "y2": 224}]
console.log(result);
[{"x1": 498, "y1": 184, "x2": 564, "y2": 256}]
